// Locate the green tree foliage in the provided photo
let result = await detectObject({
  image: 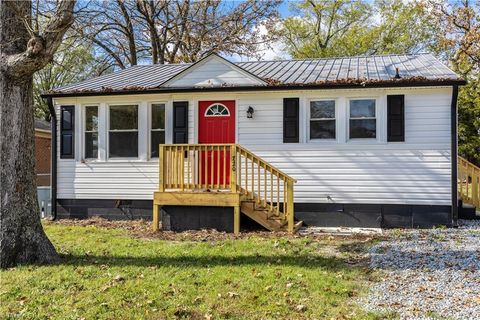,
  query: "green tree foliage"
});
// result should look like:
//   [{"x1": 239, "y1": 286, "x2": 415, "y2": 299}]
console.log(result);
[
  {"x1": 458, "y1": 80, "x2": 480, "y2": 166},
  {"x1": 33, "y1": 41, "x2": 97, "y2": 121},
  {"x1": 430, "y1": 0, "x2": 480, "y2": 166},
  {"x1": 280, "y1": 0, "x2": 435, "y2": 58}
]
